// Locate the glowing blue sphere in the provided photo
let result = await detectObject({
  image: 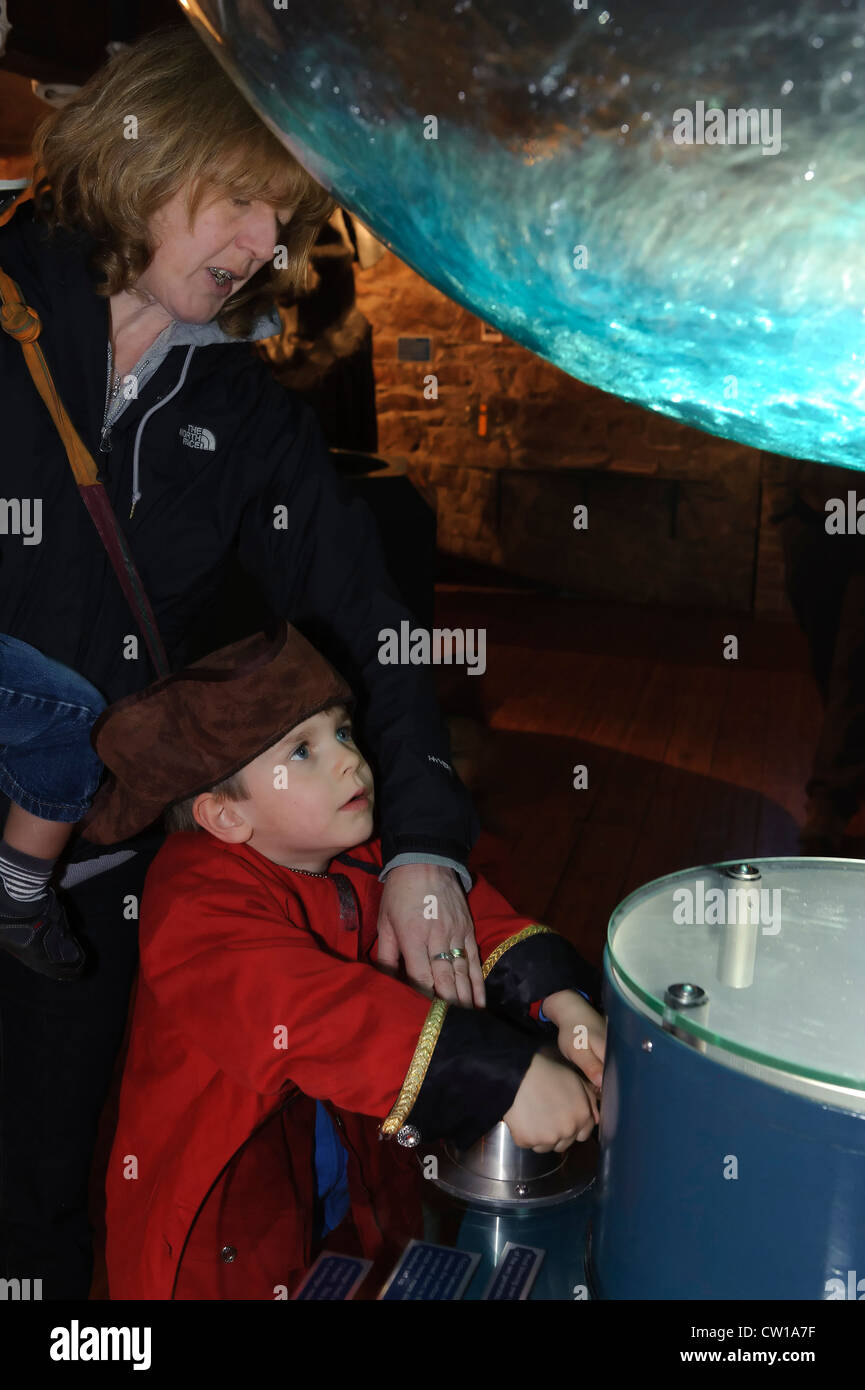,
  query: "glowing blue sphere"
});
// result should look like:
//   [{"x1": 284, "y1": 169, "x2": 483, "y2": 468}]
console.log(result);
[{"x1": 185, "y1": 1, "x2": 865, "y2": 467}]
